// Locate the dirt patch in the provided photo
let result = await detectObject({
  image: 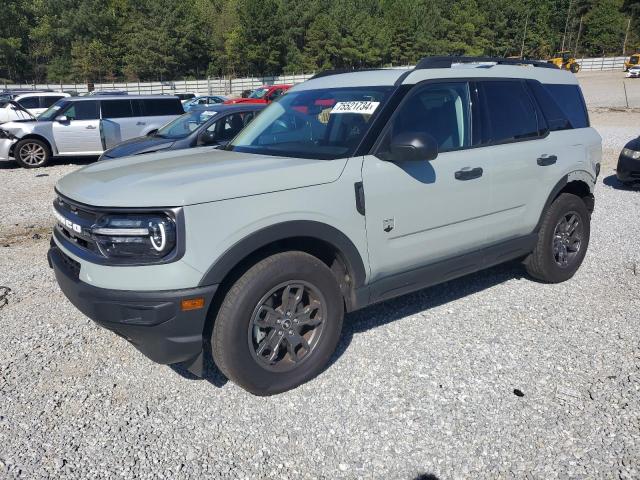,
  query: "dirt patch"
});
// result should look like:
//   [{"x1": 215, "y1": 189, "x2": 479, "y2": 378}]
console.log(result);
[{"x1": 0, "y1": 225, "x2": 51, "y2": 247}]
